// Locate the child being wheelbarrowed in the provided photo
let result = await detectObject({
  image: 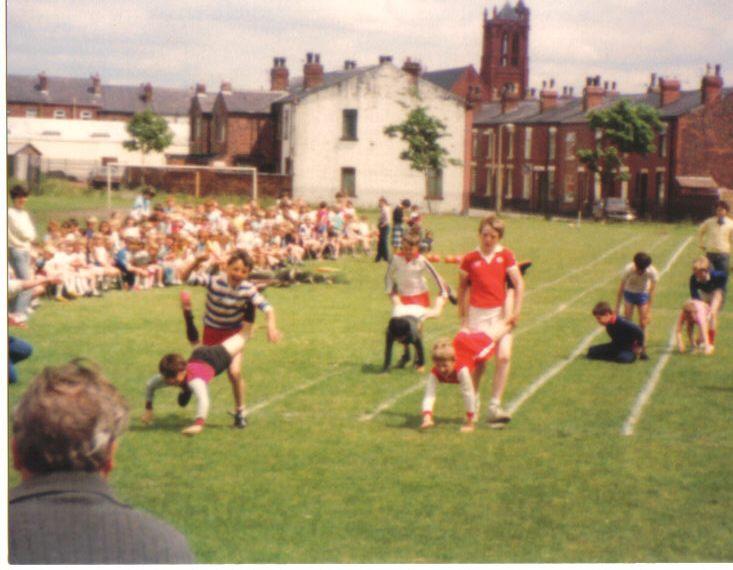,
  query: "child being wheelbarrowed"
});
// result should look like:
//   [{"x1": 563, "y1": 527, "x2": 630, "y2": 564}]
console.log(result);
[
  {"x1": 676, "y1": 299, "x2": 714, "y2": 355},
  {"x1": 142, "y1": 331, "x2": 247, "y2": 436},
  {"x1": 180, "y1": 250, "x2": 282, "y2": 429},
  {"x1": 421, "y1": 317, "x2": 515, "y2": 433}
]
